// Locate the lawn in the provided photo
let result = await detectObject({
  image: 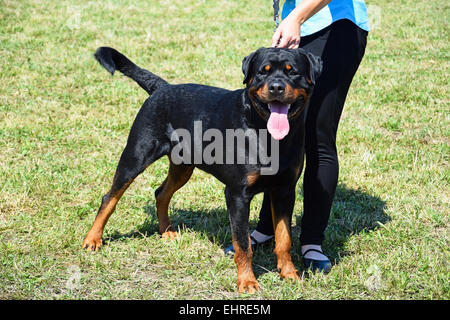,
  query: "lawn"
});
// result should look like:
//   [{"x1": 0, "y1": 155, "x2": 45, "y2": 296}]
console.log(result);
[{"x1": 0, "y1": 0, "x2": 448, "y2": 299}]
